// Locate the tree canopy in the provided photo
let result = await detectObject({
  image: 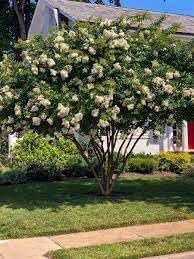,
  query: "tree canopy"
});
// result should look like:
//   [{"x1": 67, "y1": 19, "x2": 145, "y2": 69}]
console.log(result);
[{"x1": 0, "y1": 15, "x2": 194, "y2": 195}]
